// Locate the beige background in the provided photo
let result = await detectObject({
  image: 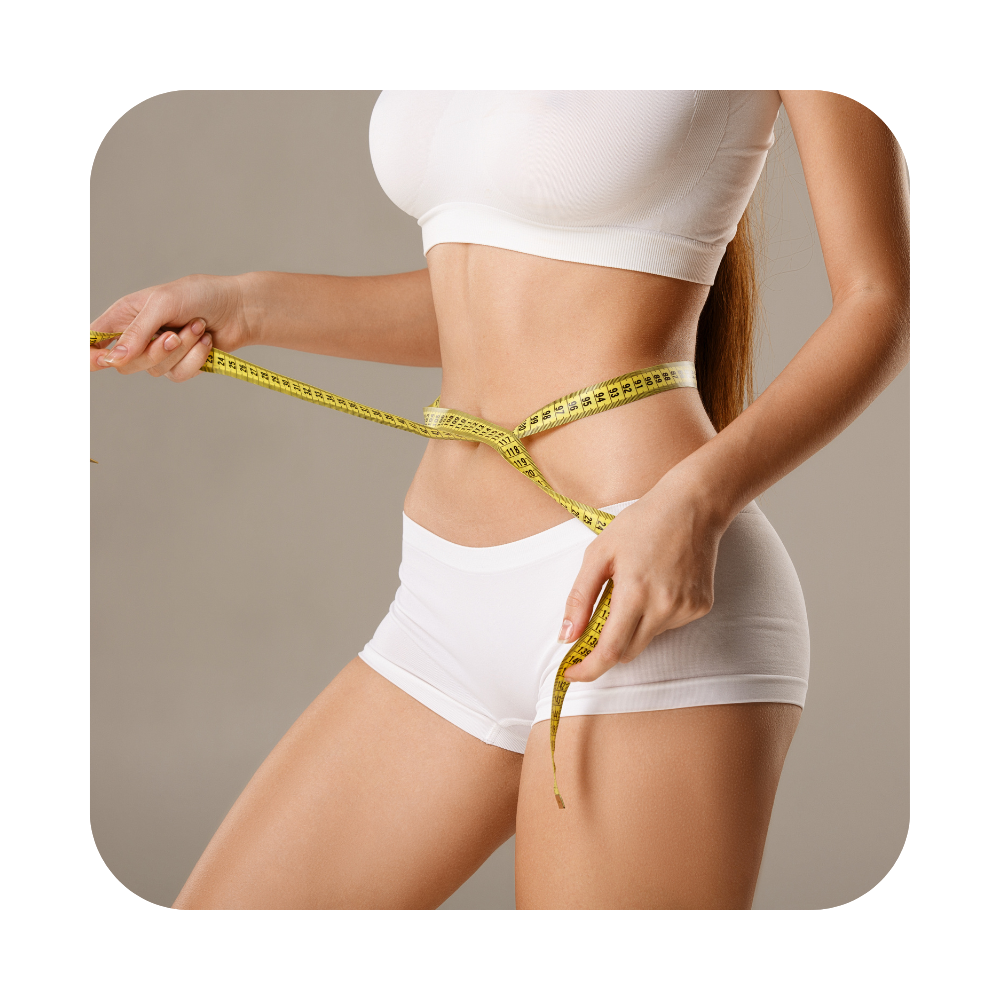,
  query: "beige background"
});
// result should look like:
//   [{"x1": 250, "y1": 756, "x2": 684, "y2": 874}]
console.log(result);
[{"x1": 90, "y1": 91, "x2": 908, "y2": 910}]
